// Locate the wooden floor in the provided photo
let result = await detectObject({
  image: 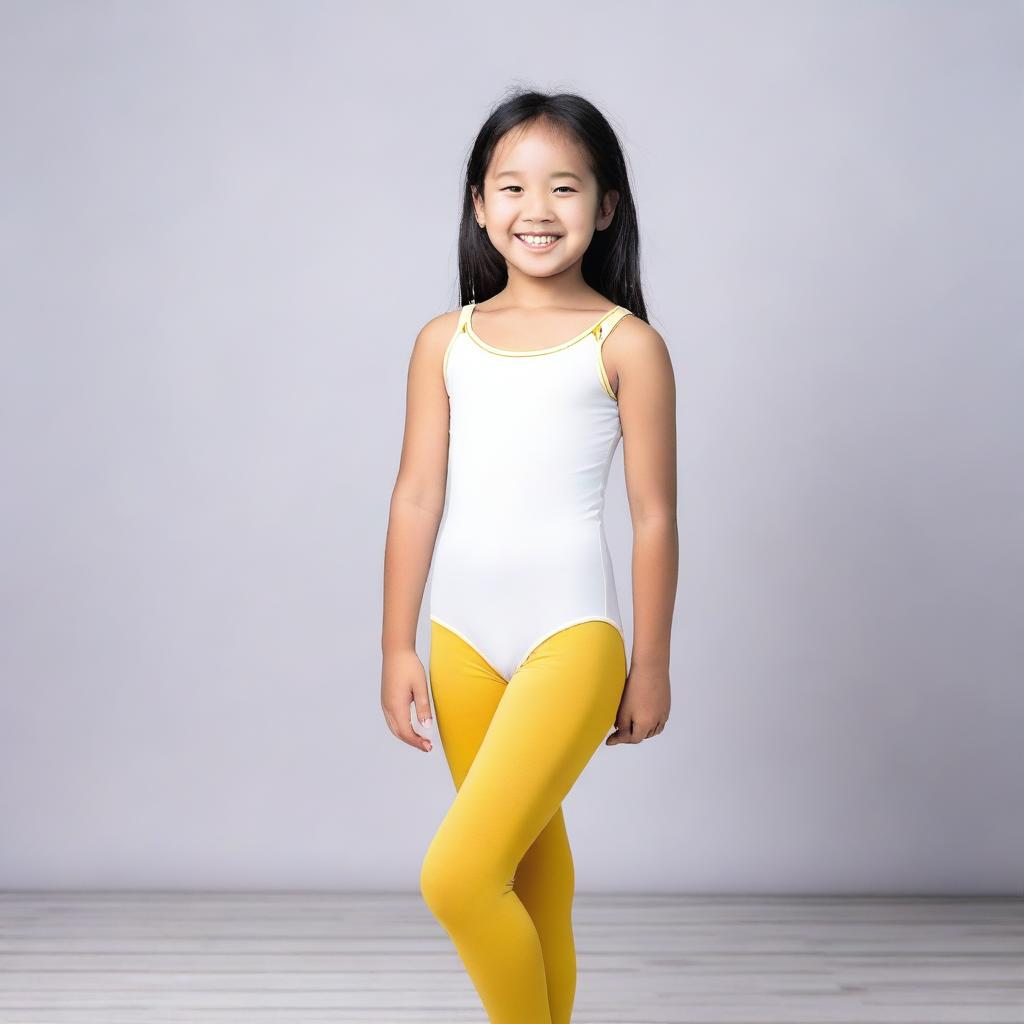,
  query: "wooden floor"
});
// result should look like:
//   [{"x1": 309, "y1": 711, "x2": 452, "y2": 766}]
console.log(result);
[{"x1": 0, "y1": 892, "x2": 1021, "y2": 1022}]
